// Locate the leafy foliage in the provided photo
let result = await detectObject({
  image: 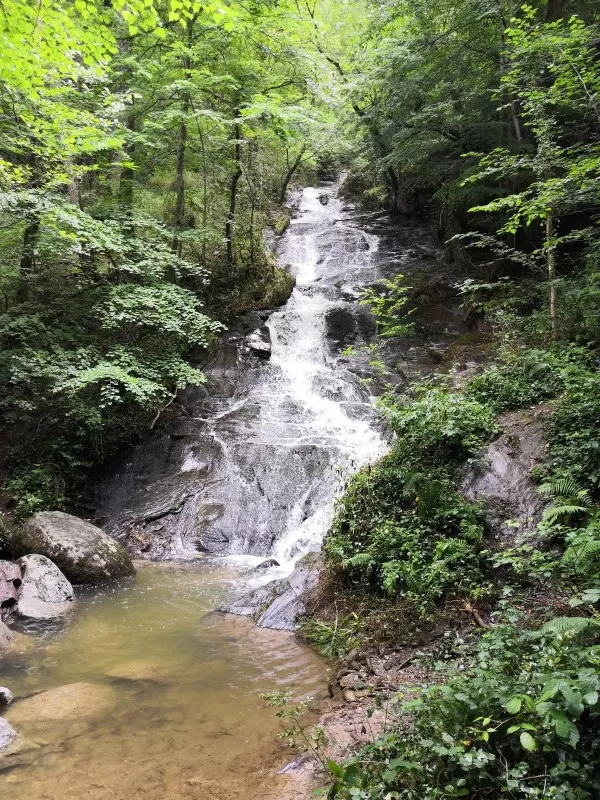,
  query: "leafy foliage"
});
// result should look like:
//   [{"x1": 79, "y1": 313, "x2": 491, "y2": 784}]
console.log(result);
[
  {"x1": 326, "y1": 385, "x2": 495, "y2": 608},
  {"x1": 328, "y1": 619, "x2": 600, "y2": 799}
]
